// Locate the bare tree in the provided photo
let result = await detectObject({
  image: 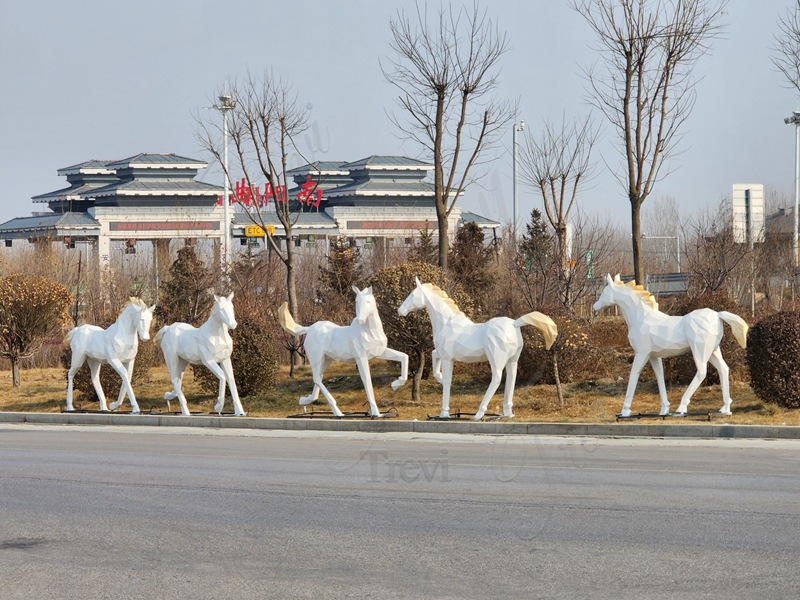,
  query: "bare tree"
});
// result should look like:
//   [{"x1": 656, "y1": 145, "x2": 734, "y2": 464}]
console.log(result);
[
  {"x1": 773, "y1": 0, "x2": 800, "y2": 92},
  {"x1": 519, "y1": 114, "x2": 597, "y2": 294},
  {"x1": 197, "y1": 72, "x2": 313, "y2": 372},
  {"x1": 383, "y1": 2, "x2": 514, "y2": 269},
  {"x1": 572, "y1": 0, "x2": 726, "y2": 284}
]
